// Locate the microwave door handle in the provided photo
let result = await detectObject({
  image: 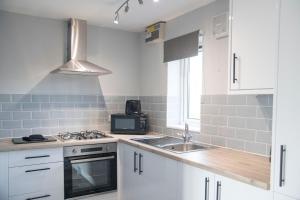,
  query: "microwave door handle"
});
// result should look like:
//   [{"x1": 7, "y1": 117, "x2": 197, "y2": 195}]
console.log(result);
[{"x1": 70, "y1": 156, "x2": 115, "y2": 164}]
